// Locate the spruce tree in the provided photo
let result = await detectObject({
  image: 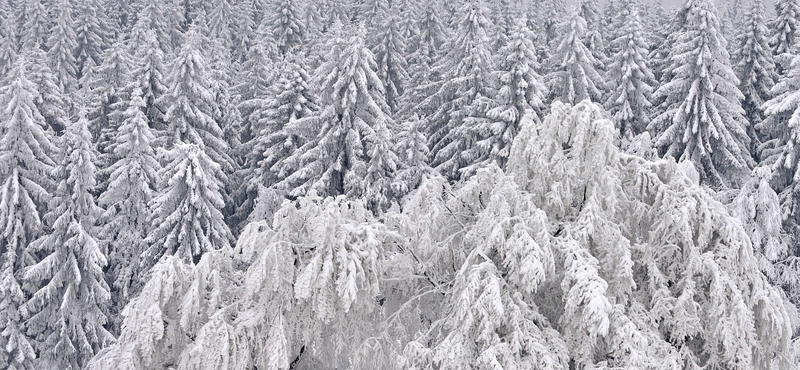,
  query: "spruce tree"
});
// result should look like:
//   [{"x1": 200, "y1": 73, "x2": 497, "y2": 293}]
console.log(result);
[
  {"x1": 276, "y1": 27, "x2": 398, "y2": 213},
  {"x1": 207, "y1": 0, "x2": 233, "y2": 47},
  {"x1": 400, "y1": 1, "x2": 447, "y2": 119},
  {"x1": 98, "y1": 88, "x2": 159, "y2": 304},
  {"x1": 604, "y1": 0, "x2": 655, "y2": 138},
  {"x1": 74, "y1": 0, "x2": 111, "y2": 78},
  {"x1": 143, "y1": 143, "x2": 233, "y2": 266},
  {"x1": 18, "y1": 0, "x2": 48, "y2": 50},
  {"x1": 373, "y1": 15, "x2": 409, "y2": 113},
  {"x1": 0, "y1": 6, "x2": 17, "y2": 77},
  {"x1": 545, "y1": 11, "x2": 606, "y2": 105},
  {"x1": 649, "y1": 0, "x2": 752, "y2": 187},
  {"x1": 47, "y1": 0, "x2": 77, "y2": 93},
  {"x1": 136, "y1": 0, "x2": 171, "y2": 52},
  {"x1": 0, "y1": 59, "x2": 56, "y2": 370},
  {"x1": 159, "y1": 27, "x2": 233, "y2": 175},
  {"x1": 239, "y1": 56, "x2": 316, "y2": 225},
  {"x1": 21, "y1": 48, "x2": 70, "y2": 135},
  {"x1": 760, "y1": 55, "x2": 800, "y2": 237},
  {"x1": 128, "y1": 29, "x2": 168, "y2": 130},
  {"x1": 770, "y1": 0, "x2": 800, "y2": 57},
  {"x1": 734, "y1": 0, "x2": 776, "y2": 158},
  {"x1": 482, "y1": 20, "x2": 547, "y2": 168},
  {"x1": 417, "y1": 0, "x2": 494, "y2": 180},
  {"x1": 271, "y1": 0, "x2": 305, "y2": 55},
  {"x1": 24, "y1": 113, "x2": 113, "y2": 370}
]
